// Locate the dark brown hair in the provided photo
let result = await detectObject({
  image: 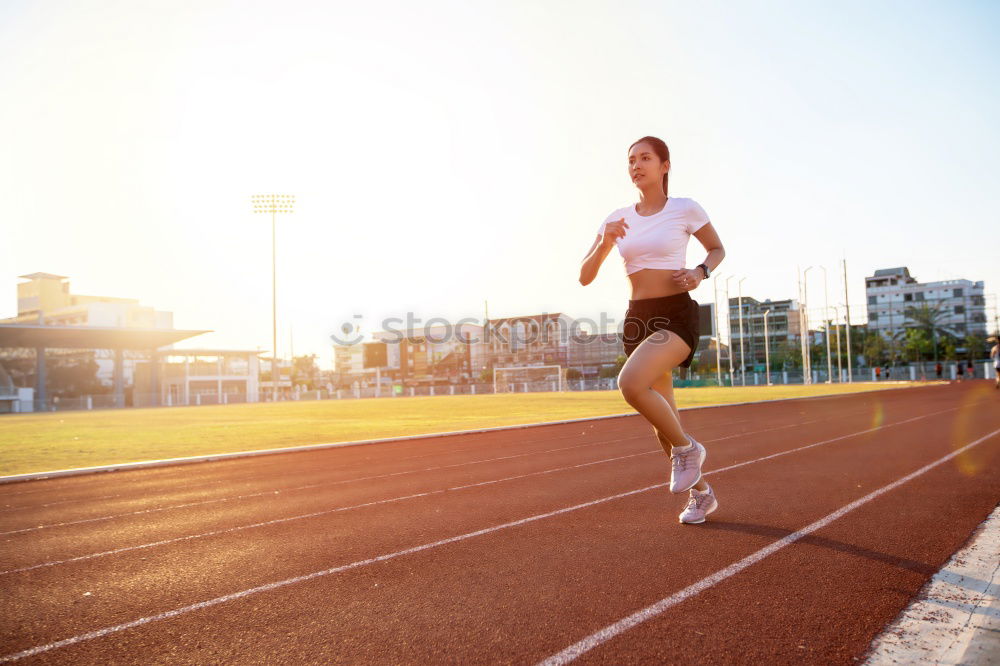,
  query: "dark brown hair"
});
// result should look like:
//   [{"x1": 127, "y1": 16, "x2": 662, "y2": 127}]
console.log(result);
[{"x1": 628, "y1": 136, "x2": 670, "y2": 196}]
